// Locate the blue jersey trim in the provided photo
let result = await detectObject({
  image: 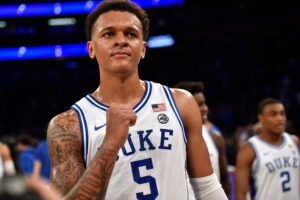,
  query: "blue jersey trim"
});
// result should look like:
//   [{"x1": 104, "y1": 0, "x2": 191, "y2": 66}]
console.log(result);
[
  {"x1": 71, "y1": 105, "x2": 85, "y2": 164},
  {"x1": 256, "y1": 134, "x2": 287, "y2": 150},
  {"x1": 85, "y1": 80, "x2": 151, "y2": 114},
  {"x1": 86, "y1": 94, "x2": 108, "y2": 111},
  {"x1": 248, "y1": 139, "x2": 260, "y2": 174},
  {"x1": 134, "y1": 81, "x2": 152, "y2": 113},
  {"x1": 249, "y1": 175, "x2": 257, "y2": 200},
  {"x1": 72, "y1": 104, "x2": 89, "y2": 165},
  {"x1": 162, "y1": 86, "x2": 187, "y2": 144}
]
